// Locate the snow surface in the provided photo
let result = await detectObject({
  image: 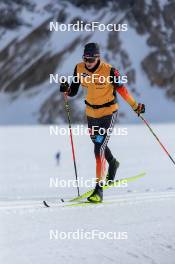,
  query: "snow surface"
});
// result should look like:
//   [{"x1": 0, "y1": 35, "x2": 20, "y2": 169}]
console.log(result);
[{"x1": 0, "y1": 124, "x2": 175, "y2": 263}]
